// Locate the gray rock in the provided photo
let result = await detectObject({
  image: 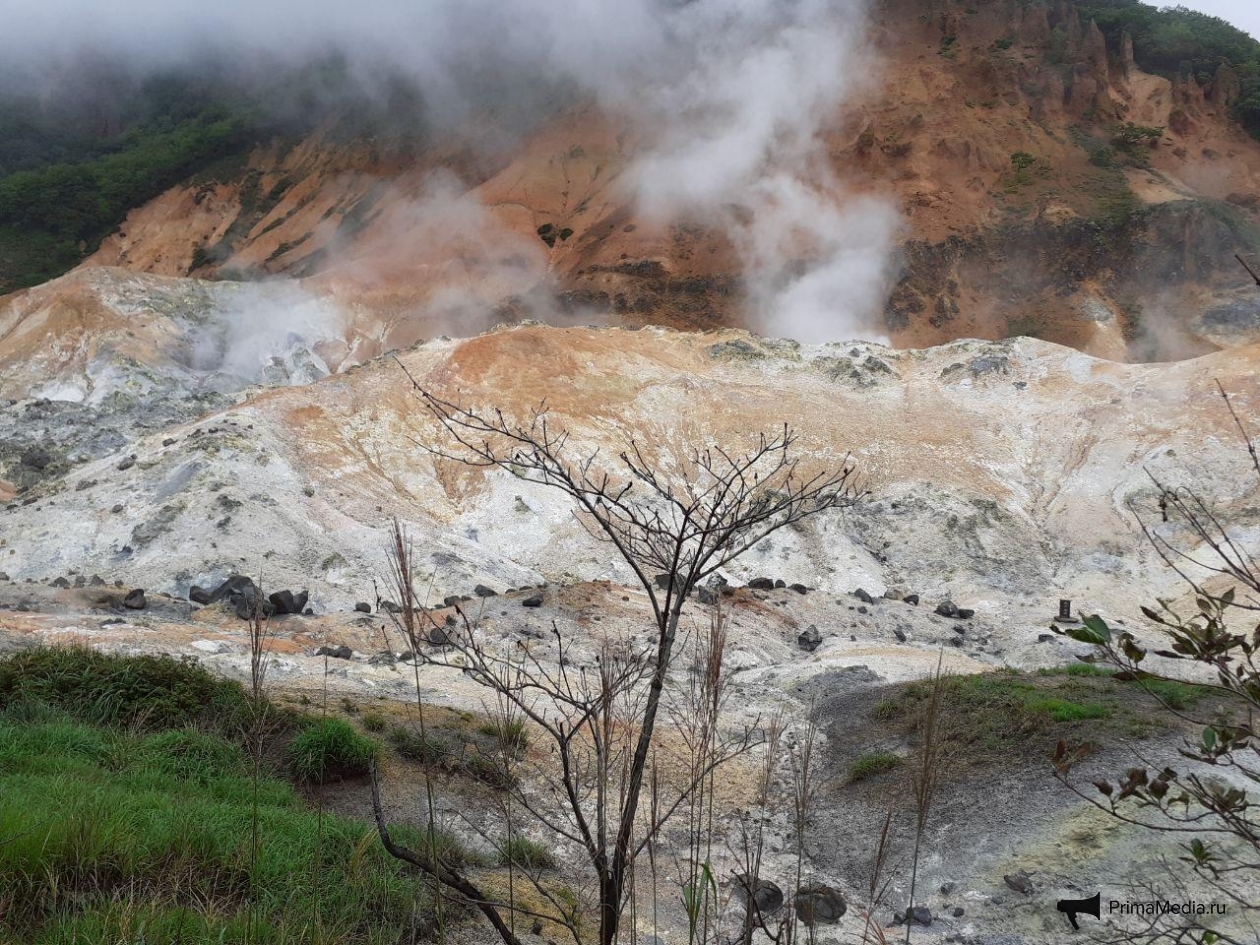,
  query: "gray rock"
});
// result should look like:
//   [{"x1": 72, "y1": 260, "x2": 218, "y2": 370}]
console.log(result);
[
  {"x1": 355, "y1": 601, "x2": 372, "y2": 613},
  {"x1": 316, "y1": 645, "x2": 354, "y2": 660},
  {"x1": 473, "y1": 584, "x2": 498, "y2": 598},
  {"x1": 732, "y1": 875, "x2": 784, "y2": 914},
  {"x1": 956, "y1": 607, "x2": 975, "y2": 619},
  {"x1": 268, "y1": 590, "x2": 309, "y2": 615},
  {"x1": 794, "y1": 884, "x2": 846, "y2": 925},
  {"x1": 748, "y1": 577, "x2": 776, "y2": 590},
  {"x1": 443, "y1": 595, "x2": 462, "y2": 608},
  {"x1": 935, "y1": 600, "x2": 959, "y2": 618},
  {"x1": 428, "y1": 626, "x2": 451, "y2": 646},
  {"x1": 522, "y1": 594, "x2": 544, "y2": 608},
  {"x1": 117, "y1": 455, "x2": 136, "y2": 471},
  {"x1": 797, "y1": 625, "x2": 822, "y2": 652},
  {"x1": 123, "y1": 588, "x2": 146, "y2": 610},
  {"x1": 1003, "y1": 871, "x2": 1034, "y2": 895},
  {"x1": 853, "y1": 587, "x2": 875, "y2": 604},
  {"x1": 903, "y1": 593, "x2": 920, "y2": 605},
  {"x1": 51, "y1": 576, "x2": 70, "y2": 588},
  {"x1": 774, "y1": 579, "x2": 786, "y2": 589},
  {"x1": 696, "y1": 586, "x2": 718, "y2": 606},
  {"x1": 0, "y1": 572, "x2": 9, "y2": 582},
  {"x1": 789, "y1": 583, "x2": 808, "y2": 595},
  {"x1": 189, "y1": 585, "x2": 212, "y2": 604},
  {"x1": 894, "y1": 628, "x2": 907, "y2": 643}
]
